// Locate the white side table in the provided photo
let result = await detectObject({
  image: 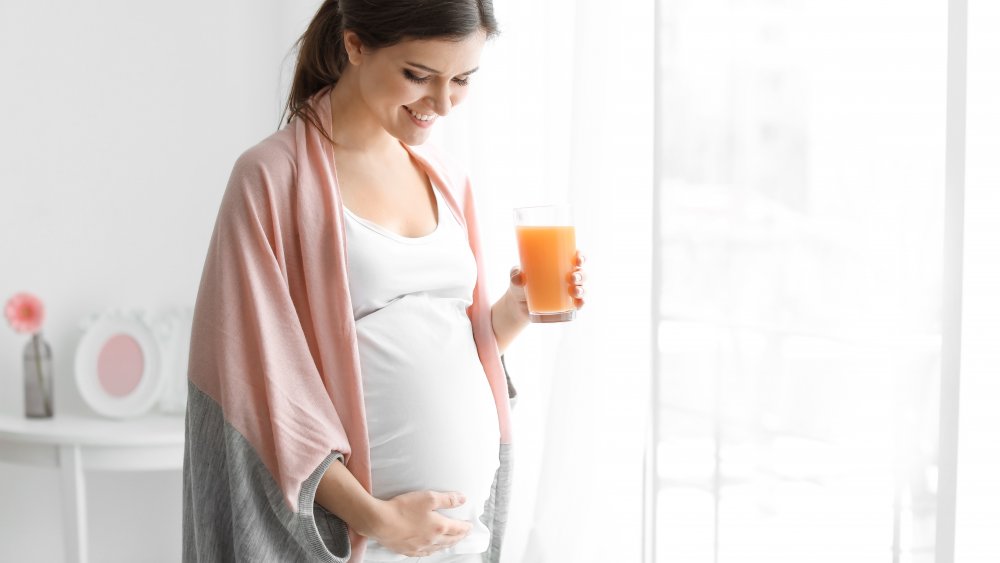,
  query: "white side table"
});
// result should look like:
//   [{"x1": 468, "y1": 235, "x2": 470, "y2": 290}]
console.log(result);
[{"x1": 0, "y1": 413, "x2": 185, "y2": 563}]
